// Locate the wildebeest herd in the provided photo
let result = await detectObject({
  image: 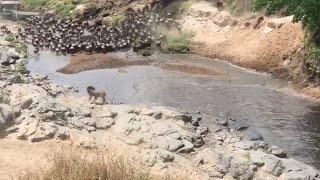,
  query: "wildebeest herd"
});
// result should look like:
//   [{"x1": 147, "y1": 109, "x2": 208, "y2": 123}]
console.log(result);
[{"x1": 15, "y1": 3, "x2": 179, "y2": 55}]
